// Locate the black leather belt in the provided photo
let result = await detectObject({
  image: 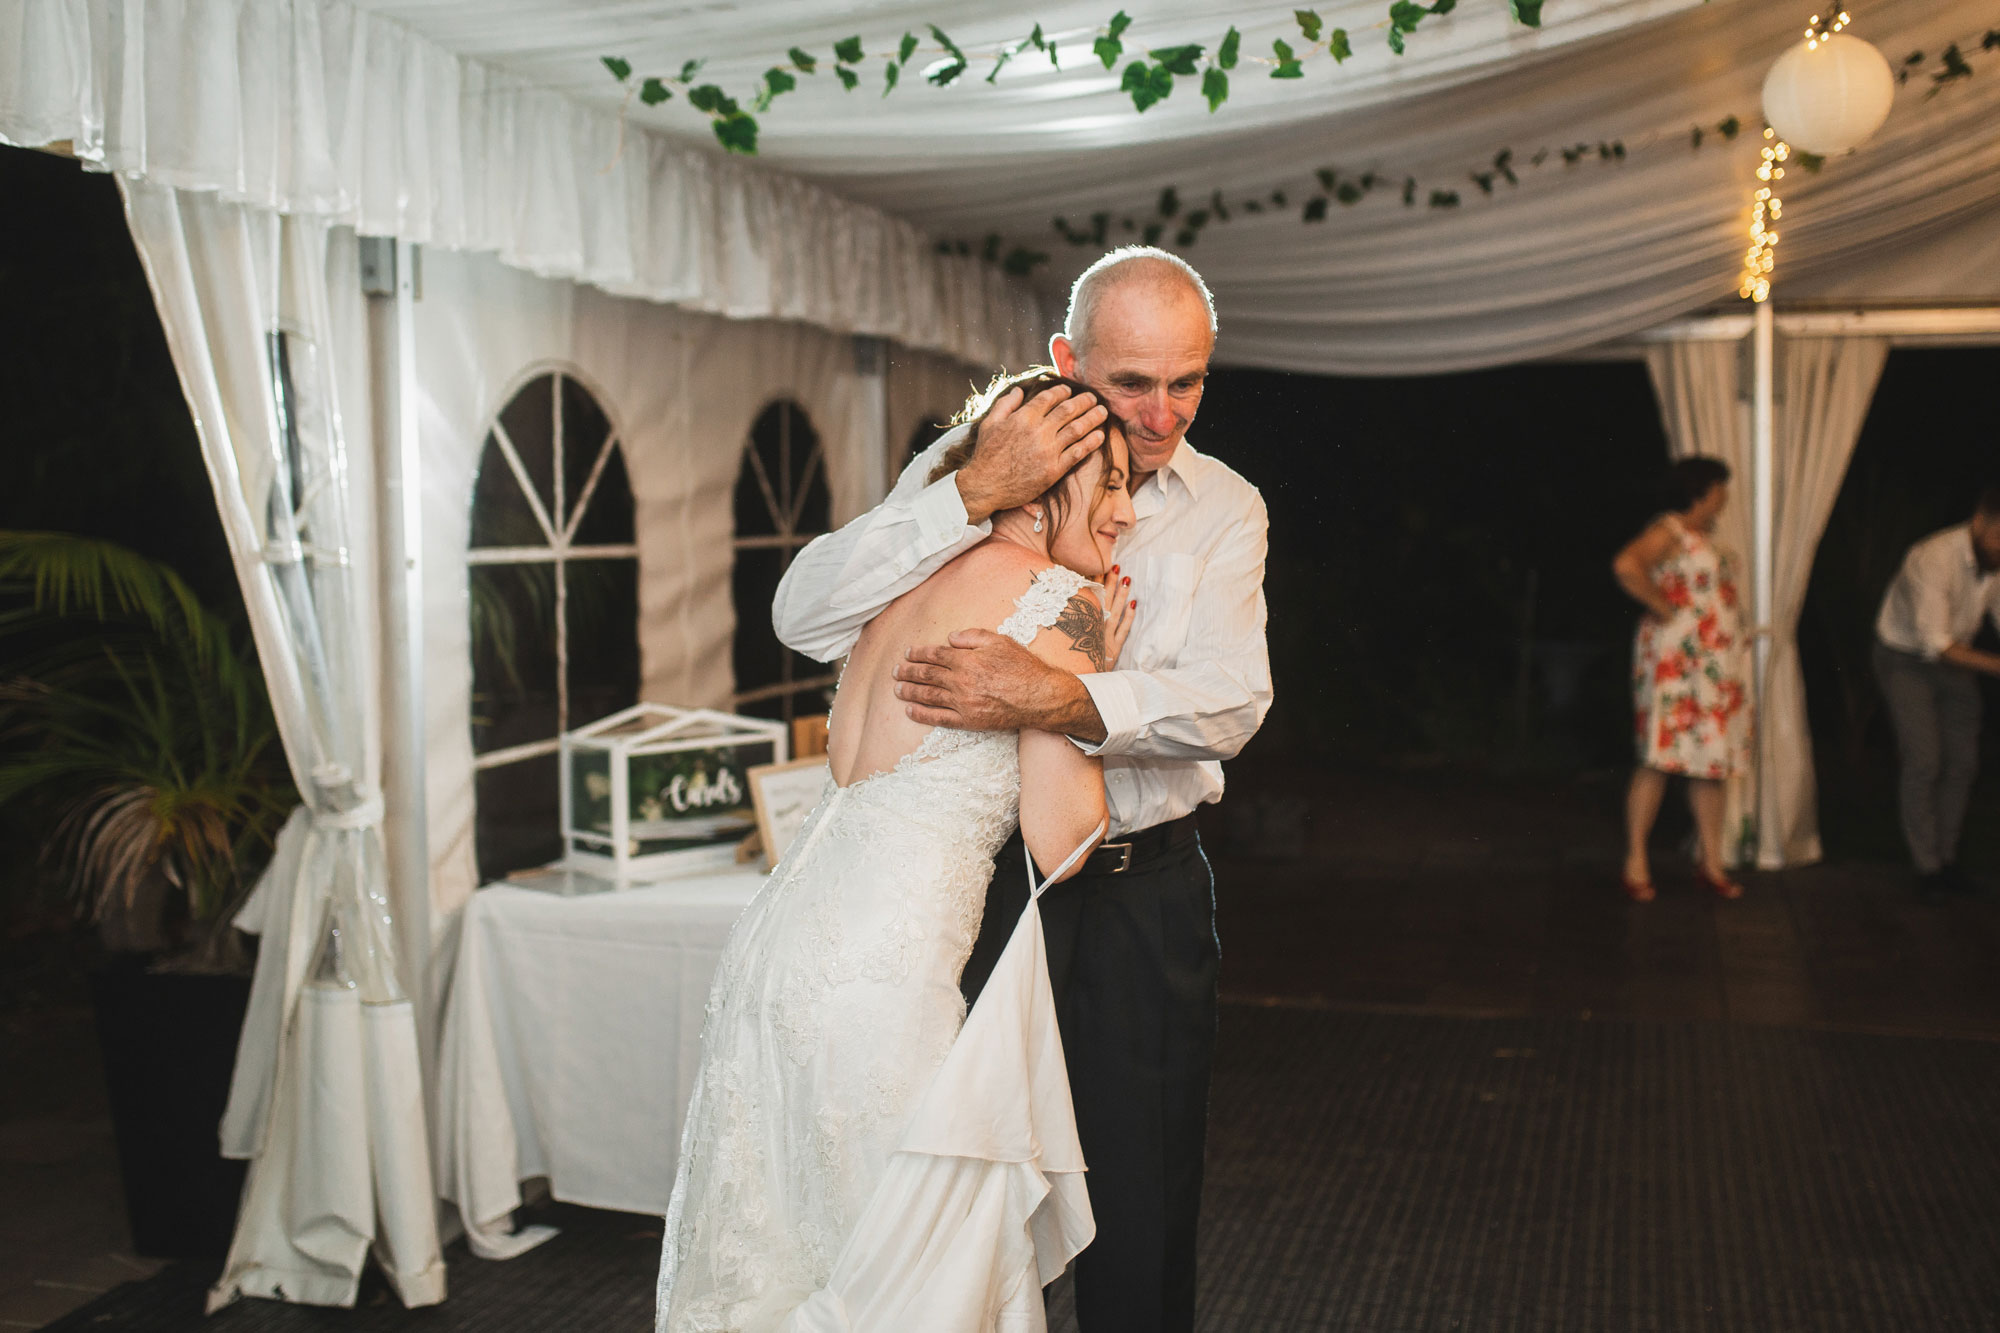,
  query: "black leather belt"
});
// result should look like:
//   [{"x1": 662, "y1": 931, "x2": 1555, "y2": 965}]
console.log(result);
[{"x1": 1078, "y1": 813, "x2": 1200, "y2": 877}]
